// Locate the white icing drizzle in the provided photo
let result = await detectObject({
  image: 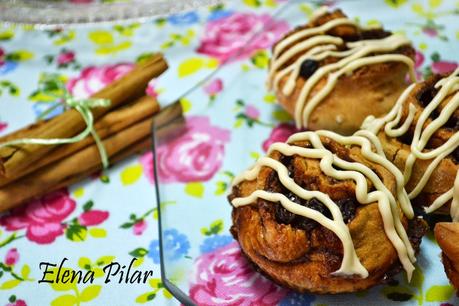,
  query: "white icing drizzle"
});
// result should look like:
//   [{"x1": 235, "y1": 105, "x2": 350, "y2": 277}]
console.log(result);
[
  {"x1": 268, "y1": 9, "x2": 416, "y2": 129},
  {"x1": 271, "y1": 44, "x2": 337, "y2": 91},
  {"x1": 272, "y1": 18, "x2": 356, "y2": 58},
  {"x1": 362, "y1": 68, "x2": 459, "y2": 221},
  {"x1": 231, "y1": 130, "x2": 416, "y2": 280}
]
